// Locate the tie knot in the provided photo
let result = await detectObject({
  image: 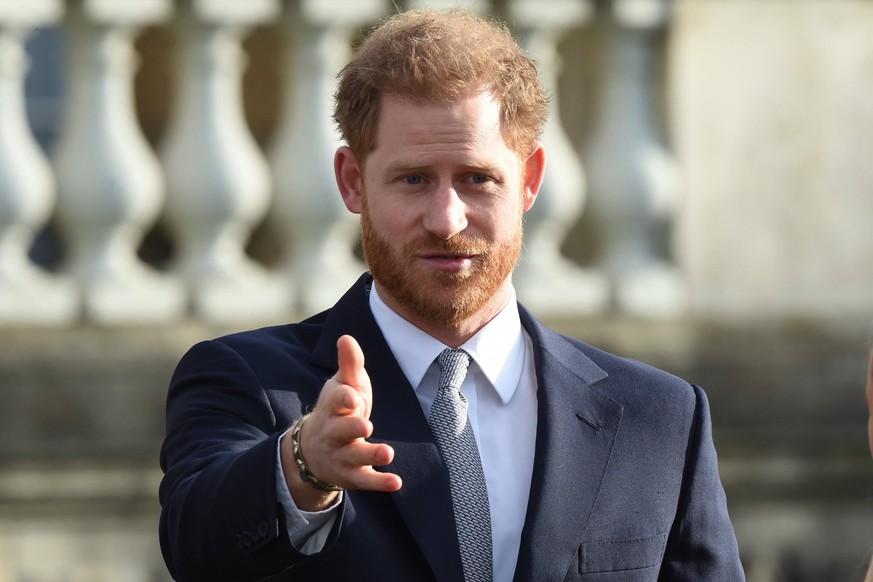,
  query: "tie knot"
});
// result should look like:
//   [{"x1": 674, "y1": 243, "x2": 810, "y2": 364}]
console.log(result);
[{"x1": 437, "y1": 348, "x2": 471, "y2": 391}]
